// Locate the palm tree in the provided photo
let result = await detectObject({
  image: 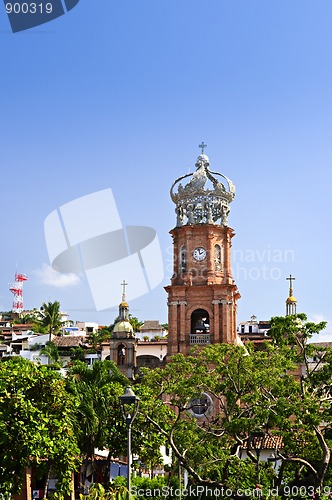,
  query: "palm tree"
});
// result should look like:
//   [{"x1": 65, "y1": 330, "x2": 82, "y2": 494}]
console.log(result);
[
  {"x1": 88, "y1": 328, "x2": 110, "y2": 351},
  {"x1": 128, "y1": 315, "x2": 143, "y2": 333},
  {"x1": 33, "y1": 301, "x2": 64, "y2": 339},
  {"x1": 109, "y1": 315, "x2": 143, "y2": 333},
  {"x1": 66, "y1": 360, "x2": 128, "y2": 489},
  {"x1": 40, "y1": 340, "x2": 62, "y2": 367}
]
